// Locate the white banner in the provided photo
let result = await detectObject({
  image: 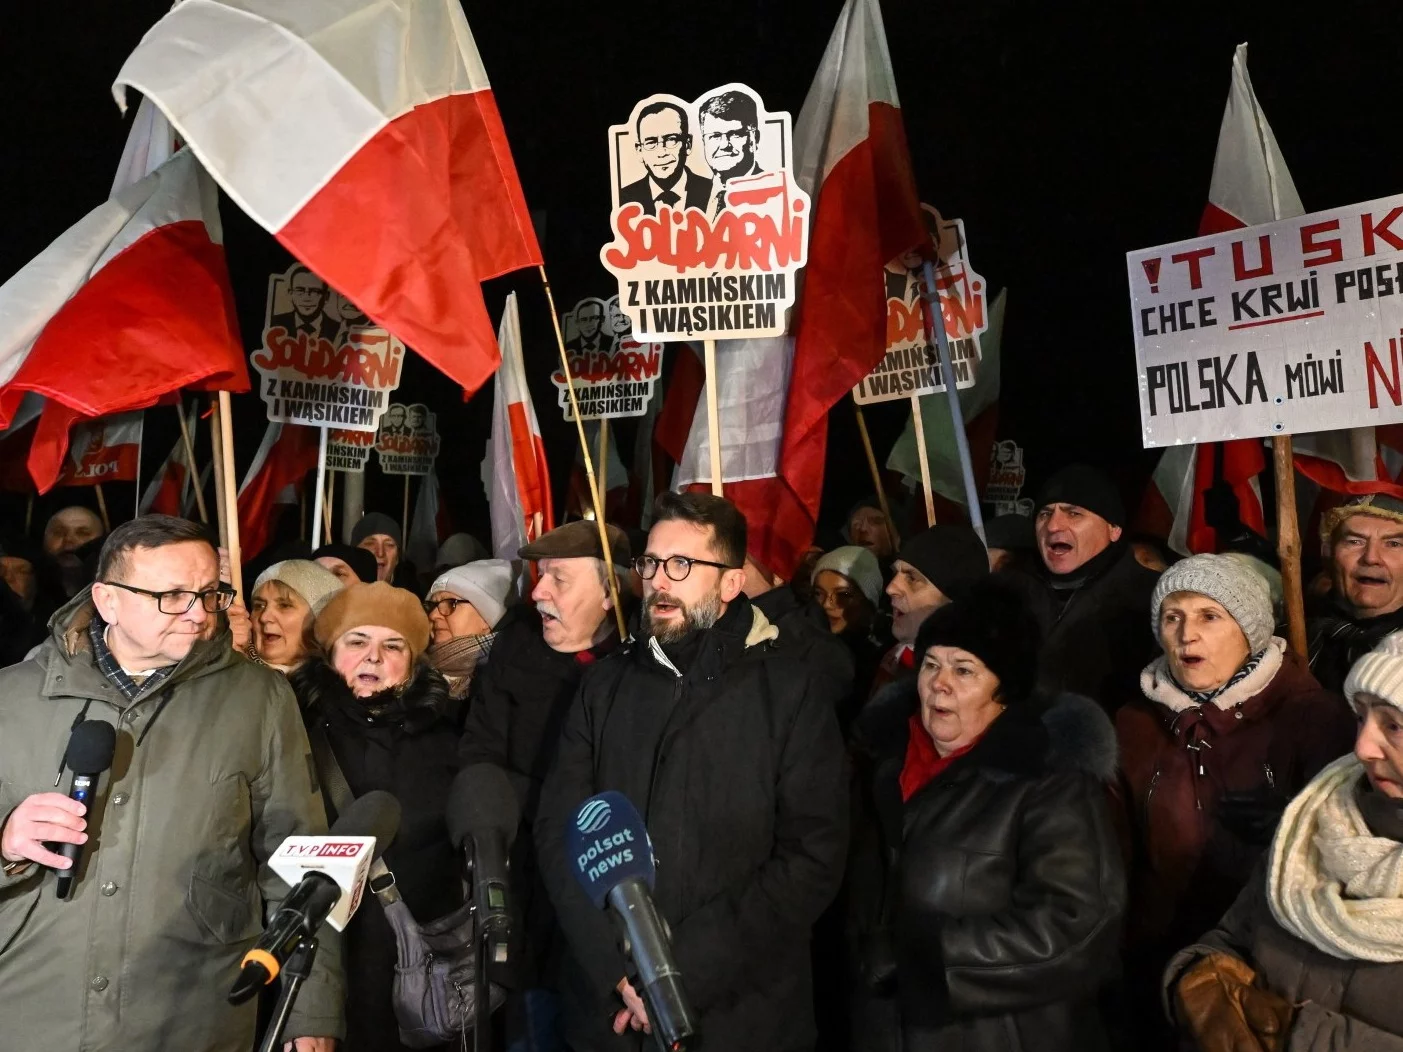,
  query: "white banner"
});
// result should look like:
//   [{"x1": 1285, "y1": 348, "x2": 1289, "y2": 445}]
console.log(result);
[{"x1": 1127, "y1": 192, "x2": 1403, "y2": 447}]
